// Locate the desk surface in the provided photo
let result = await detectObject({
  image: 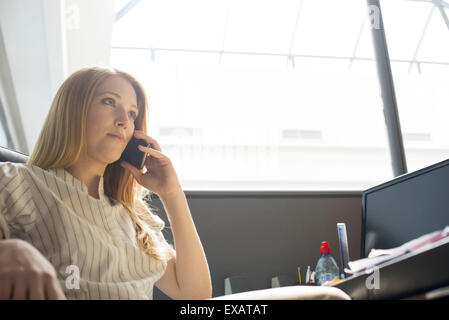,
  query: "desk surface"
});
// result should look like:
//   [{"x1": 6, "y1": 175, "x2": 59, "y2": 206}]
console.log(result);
[{"x1": 331, "y1": 237, "x2": 449, "y2": 299}]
